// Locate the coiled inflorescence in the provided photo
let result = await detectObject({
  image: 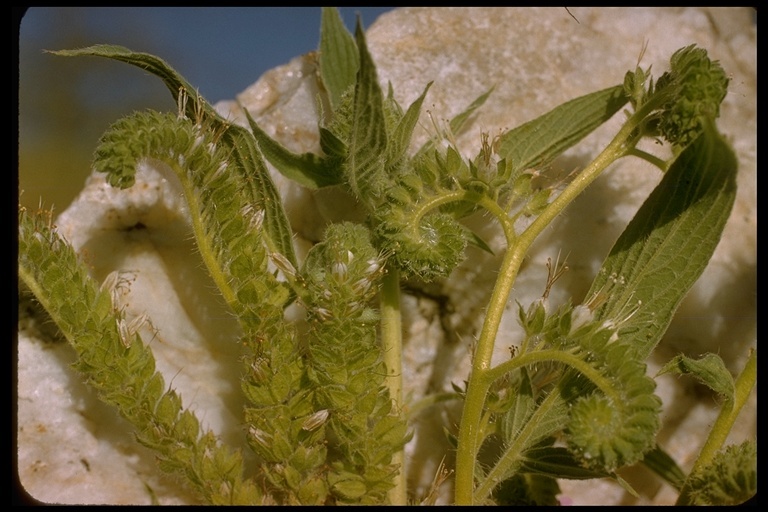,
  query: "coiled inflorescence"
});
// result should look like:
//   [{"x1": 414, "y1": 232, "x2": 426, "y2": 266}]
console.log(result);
[
  {"x1": 374, "y1": 206, "x2": 467, "y2": 283},
  {"x1": 655, "y1": 45, "x2": 729, "y2": 147},
  {"x1": 625, "y1": 45, "x2": 729, "y2": 149},
  {"x1": 95, "y1": 109, "x2": 315, "y2": 502},
  {"x1": 517, "y1": 295, "x2": 662, "y2": 473},
  {"x1": 686, "y1": 441, "x2": 757, "y2": 505},
  {"x1": 94, "y1": 110, "x2": 224, "y2": 189}
]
